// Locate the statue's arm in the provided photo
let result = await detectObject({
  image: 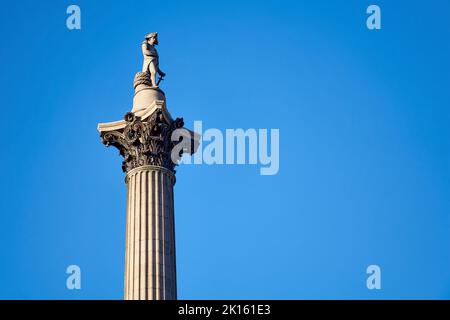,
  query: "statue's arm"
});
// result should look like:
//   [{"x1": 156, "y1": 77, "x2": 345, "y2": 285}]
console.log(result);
[{"x1": 141, "y1": 42, "x2": 152, "y2": 56}]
